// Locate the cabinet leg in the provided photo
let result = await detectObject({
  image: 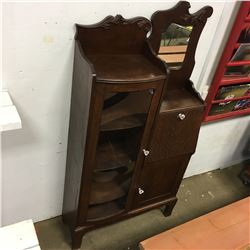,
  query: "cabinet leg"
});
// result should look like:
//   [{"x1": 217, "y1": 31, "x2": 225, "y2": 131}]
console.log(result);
[
  {"x1": 162, "y1": 200, "x2": 177, "y2": 217},
  {"x1": 163, "y1": 205, "x2": 173, "y2": 217},
  {"x1": 71, "y1": 230, "x2": 84, "y2": 250}
]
